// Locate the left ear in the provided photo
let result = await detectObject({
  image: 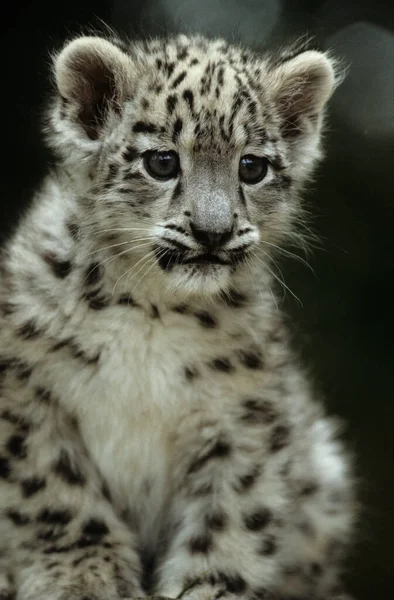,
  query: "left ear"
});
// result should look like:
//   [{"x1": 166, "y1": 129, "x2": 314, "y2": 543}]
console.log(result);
[
  {"x1": 267, "y1": 50, "x2": 337, "y2": 138},
  {"x1": 54, "y1": 36, "x2": 133, "y2": 140}
]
